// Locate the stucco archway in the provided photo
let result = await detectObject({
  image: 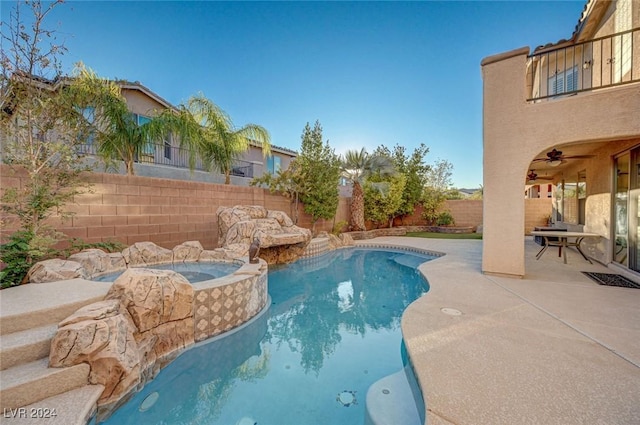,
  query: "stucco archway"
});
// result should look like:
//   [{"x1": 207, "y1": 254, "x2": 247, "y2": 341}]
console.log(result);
[{"x1": 482, "y1": 48, "x2": 640, "y2": 278}]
